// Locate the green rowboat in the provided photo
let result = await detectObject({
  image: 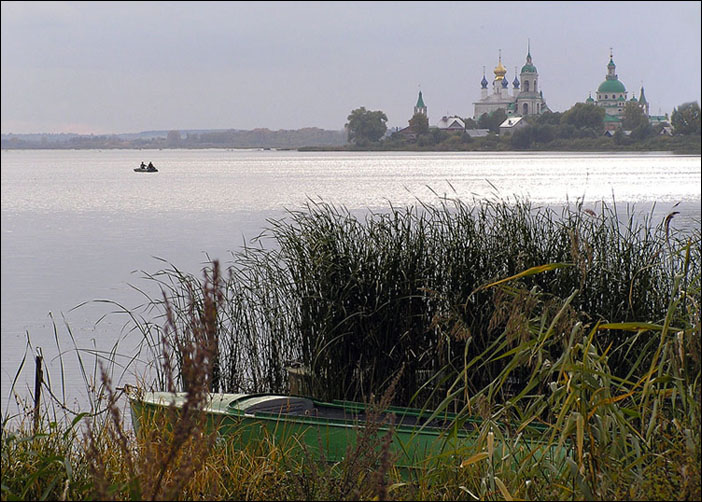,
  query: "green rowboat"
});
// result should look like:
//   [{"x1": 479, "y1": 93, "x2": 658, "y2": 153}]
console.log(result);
[{"x1": 127, "y1": 388, "x2": 570, "y2": 472}]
